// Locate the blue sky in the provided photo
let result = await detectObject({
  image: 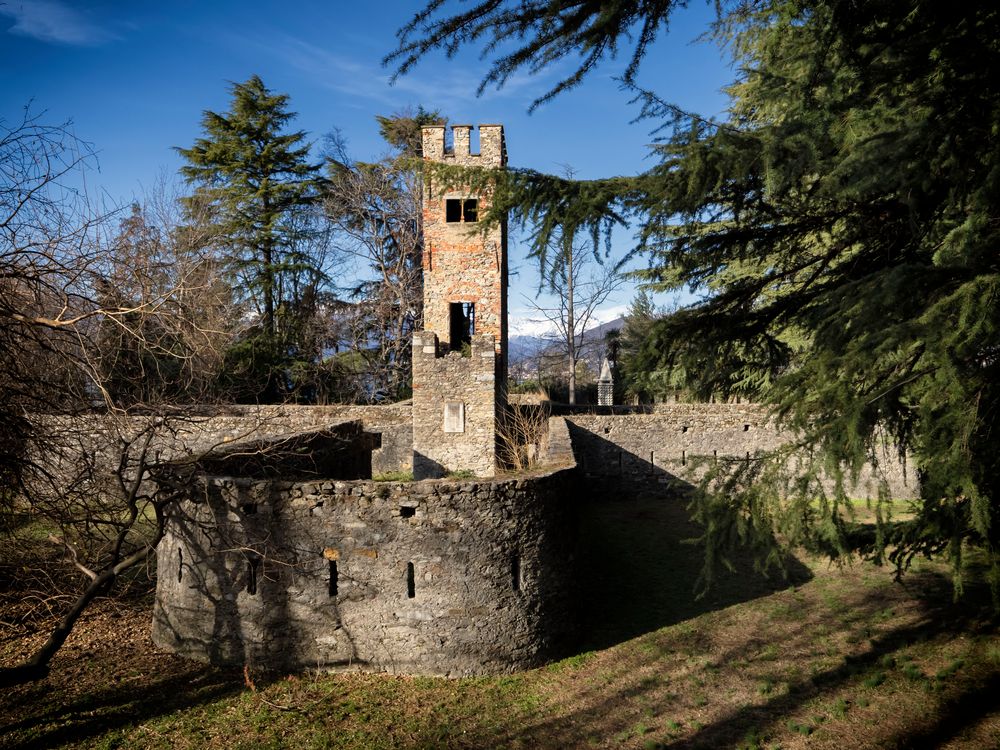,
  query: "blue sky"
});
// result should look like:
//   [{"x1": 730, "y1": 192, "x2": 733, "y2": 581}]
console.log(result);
[{"x1": 1, "y1": 0, "x2": 735, "y2": 335}]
